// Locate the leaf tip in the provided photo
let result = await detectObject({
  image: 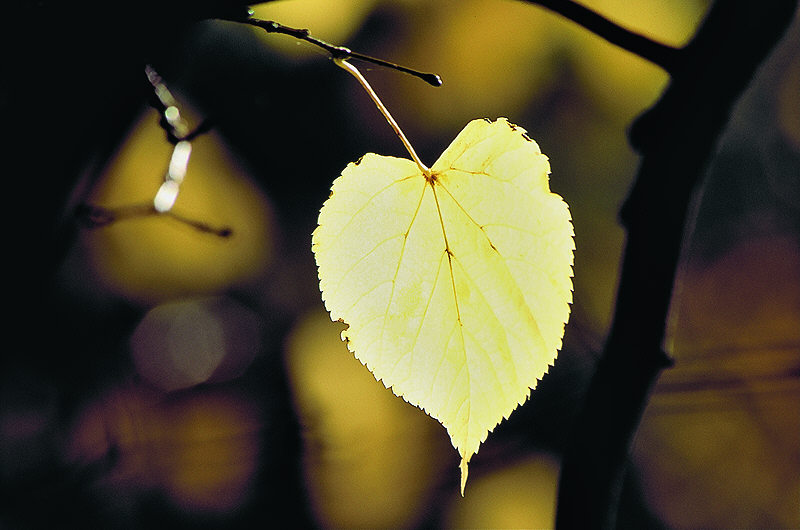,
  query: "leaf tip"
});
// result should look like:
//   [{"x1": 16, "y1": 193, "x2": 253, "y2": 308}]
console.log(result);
[{"x1": 459, "y1": 456, "x2": 470, "y2": 496}]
